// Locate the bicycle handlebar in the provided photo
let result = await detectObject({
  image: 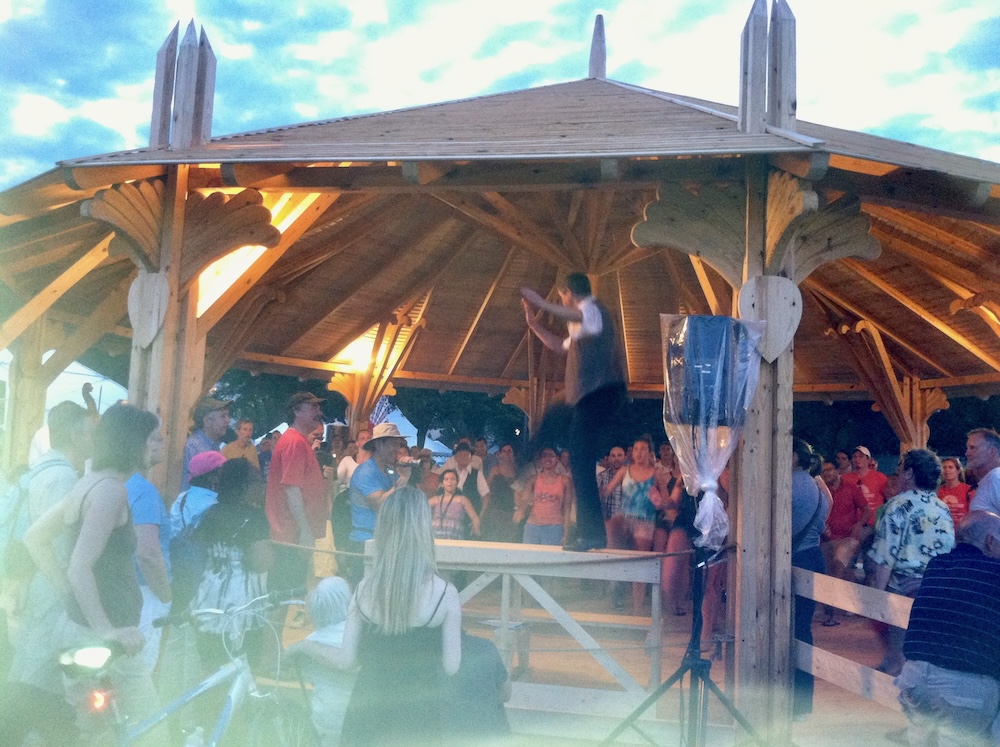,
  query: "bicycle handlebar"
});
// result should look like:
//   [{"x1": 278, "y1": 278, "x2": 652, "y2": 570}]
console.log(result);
[{"x1": 152, "y1": 587, "x2": 307, "y2": 628}]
